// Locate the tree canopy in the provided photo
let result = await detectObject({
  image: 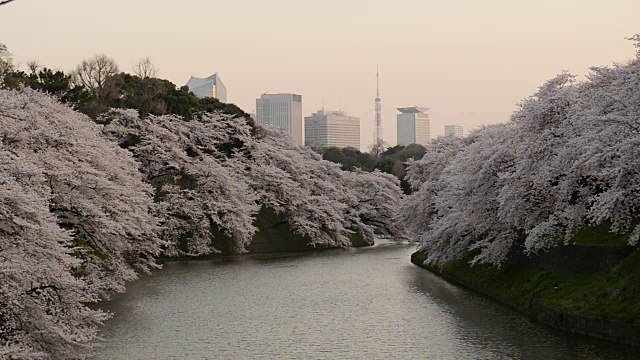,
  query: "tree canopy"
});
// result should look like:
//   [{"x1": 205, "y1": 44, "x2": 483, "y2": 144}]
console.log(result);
[
  {"x1": 0, "y1": 88, "x2": 403, "y2": 358},
  {"x1": 0, "y1": 49, "x2": 252, "y2": 122},
  {"x1": 398, "y1": 37, "x2": 640, "y2": 266},
  {"x1": 0, "y1": 88, "x2": 162, "y2": 358},
  {"x1": 102, "y1": 110, "x2": 402, "y2": 255},
  {"x1": 319, "y1": 143, "x2": 426, "y2": 194}
]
